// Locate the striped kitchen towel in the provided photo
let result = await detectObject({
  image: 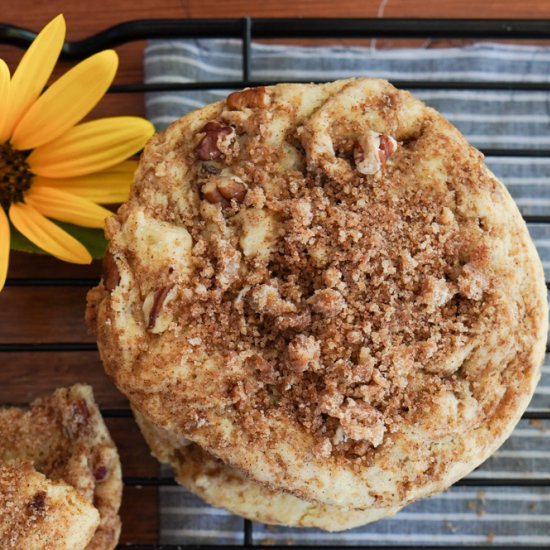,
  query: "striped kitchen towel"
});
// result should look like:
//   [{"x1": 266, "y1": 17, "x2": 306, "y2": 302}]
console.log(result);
[{"x1": 144, "y1": 39, "x2": 550, "y2": 546}]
